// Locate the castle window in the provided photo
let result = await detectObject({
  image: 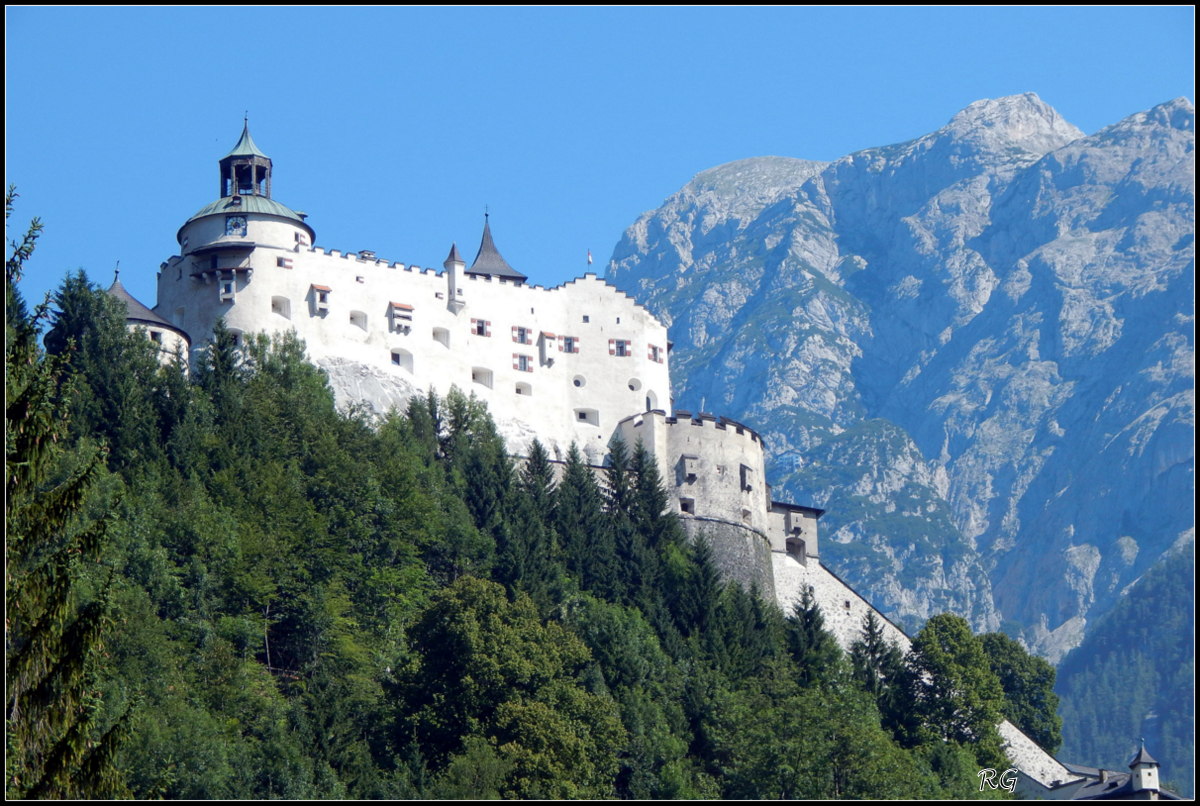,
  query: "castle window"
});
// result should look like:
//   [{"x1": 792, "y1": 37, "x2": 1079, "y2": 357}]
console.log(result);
[
  {"x1": 219, "y1": 277, "x2": 235, "y2": 302},
  {"x1": 311, "y1": 285, "x2": 331, "y2": 314},
  {"x1": 575, "y1": 408, "x2": 599, "y2": 426},
  {"x1": 742, "y1": 508, "x2": 752, "y2": 523},
  {"x1": 515, "y1": 381, "x2": 532, "y2": 396},
  {"x1": 149, "y1": 330, "x2": 163, "y2": 344},
  {"x1": 582, "y1": 315, "x2": 590, "y2": 323},
  {"x1": 649, "y1": 344, "x2": 664, "y2": 363},
  {"x1": 513, "y1": 354, "x2": 533, "y2": 373},
  {"x1": 271, "y1": 296, "x2": 291, "y2": 319},
  {"x1": 609, "y1": 339, "x2": 631, "y2": 357},
  {"x1": 295, "y1": 232, "x2": 309, "y2": 246},
  {"x1": 390, "y1": 349, "x2": 413, "y2": 372},
  {"x1": 512, "y1": 326, "x2": 532, "y2": 345},
  {"x1": 471, "y1": 318, "x2": 491, "y2": 337},
  {"x1": 786, "y1": 537, "x2": 807, "y2": 565},
  {"x1": 277, "y1": 256, "x2": 293, "y2": 269},
  {"x1": 740, "y1": 464, "x2": 754, "y2": 492},
  {"x1": 390, "y1": 303, "x2": 413, "y2": 334},
  {"x1": 560, "y1": 335, "x2": 580, "y2": 354},
  {"x1": 680, "y1": 498, "x2": 695, "y2": 514},
  {"x1": 472, "y1": 367, "x2": 494, "y2": 389},
  {"x1": 433, "y1": 327, "x2": 450, "y2": 347},
  {"x1": 356, "y1": 275, "x2": 365, "y2": 283},
  {"x1": 349, "y1": 310, "x2": 368, "y2": 331},
  {"x1": 573, "y1": 375, "x2": 586, "y2": 388}
]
